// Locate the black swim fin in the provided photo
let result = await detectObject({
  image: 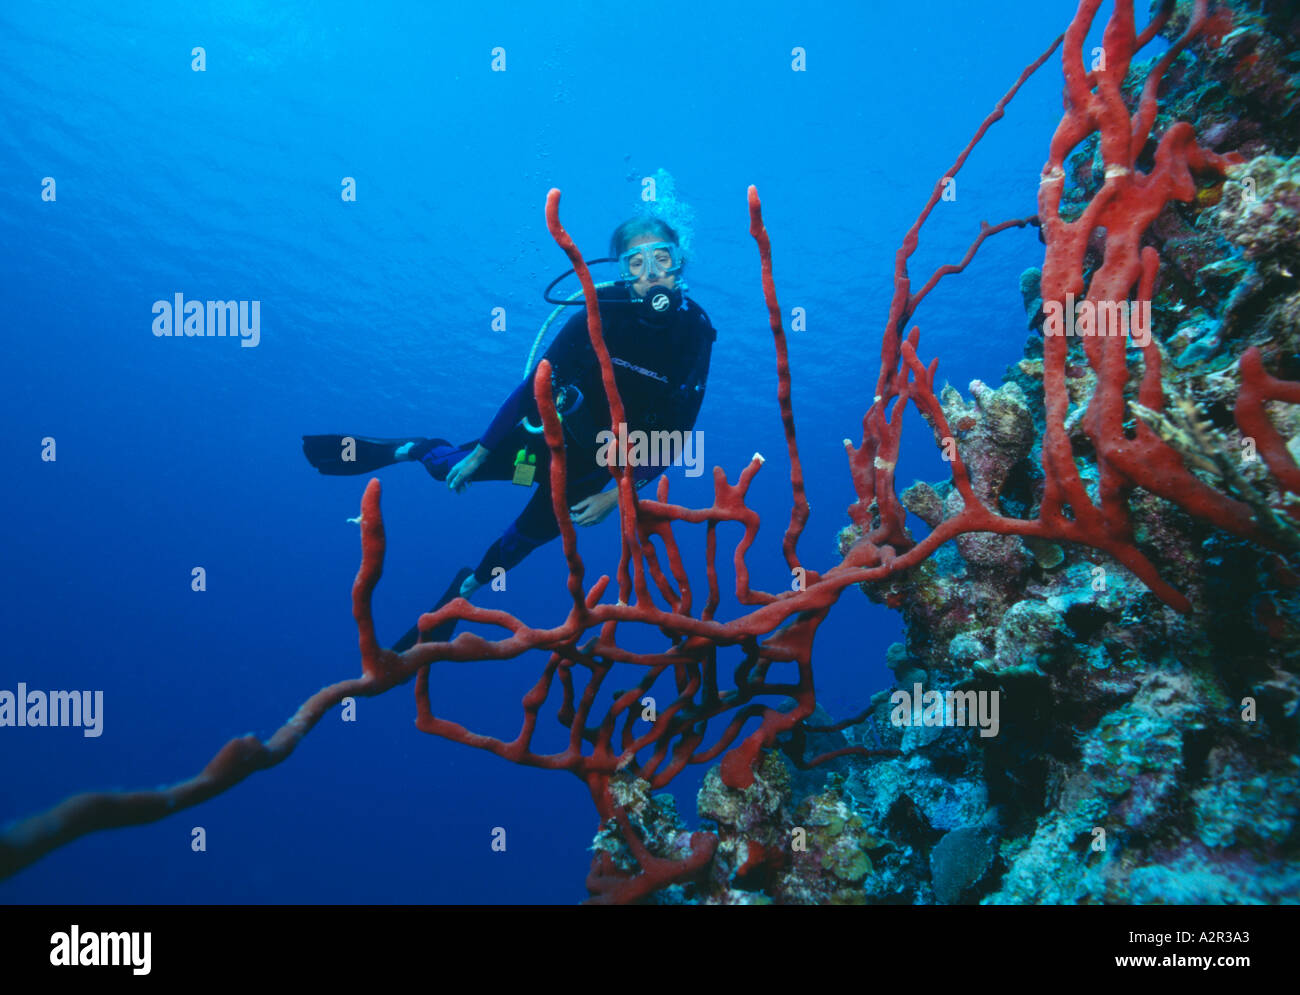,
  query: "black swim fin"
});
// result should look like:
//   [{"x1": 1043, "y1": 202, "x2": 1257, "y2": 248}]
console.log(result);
[
  {"x1": 301, "y1": 435, "x2": 446, "y2": 475},
  {"x1": 392, "y1": 566, "x2": 476, "y2": 652}
]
